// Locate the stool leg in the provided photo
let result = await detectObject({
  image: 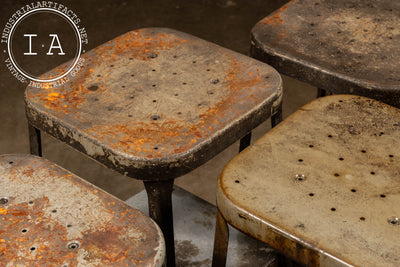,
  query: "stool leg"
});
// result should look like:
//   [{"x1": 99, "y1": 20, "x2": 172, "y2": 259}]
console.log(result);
[
  {"x1": 212, "y1": 209, "x2": 229, "y2": 267},
  {"x1": 28, "y1": 124, "x2": 42, "y2": 156},
  {"x1": 143, "y1": 179, "x2": 175, "y2": 267},
  {"x1": 239, "y1": 132, "x2": 252, "y2": 152},
  {"x1": 317, "y1": 88, "x2": 333, "y2": 98},
  {"x1": 271, "y1": 103, "x2": 283, "y2": 128}
]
